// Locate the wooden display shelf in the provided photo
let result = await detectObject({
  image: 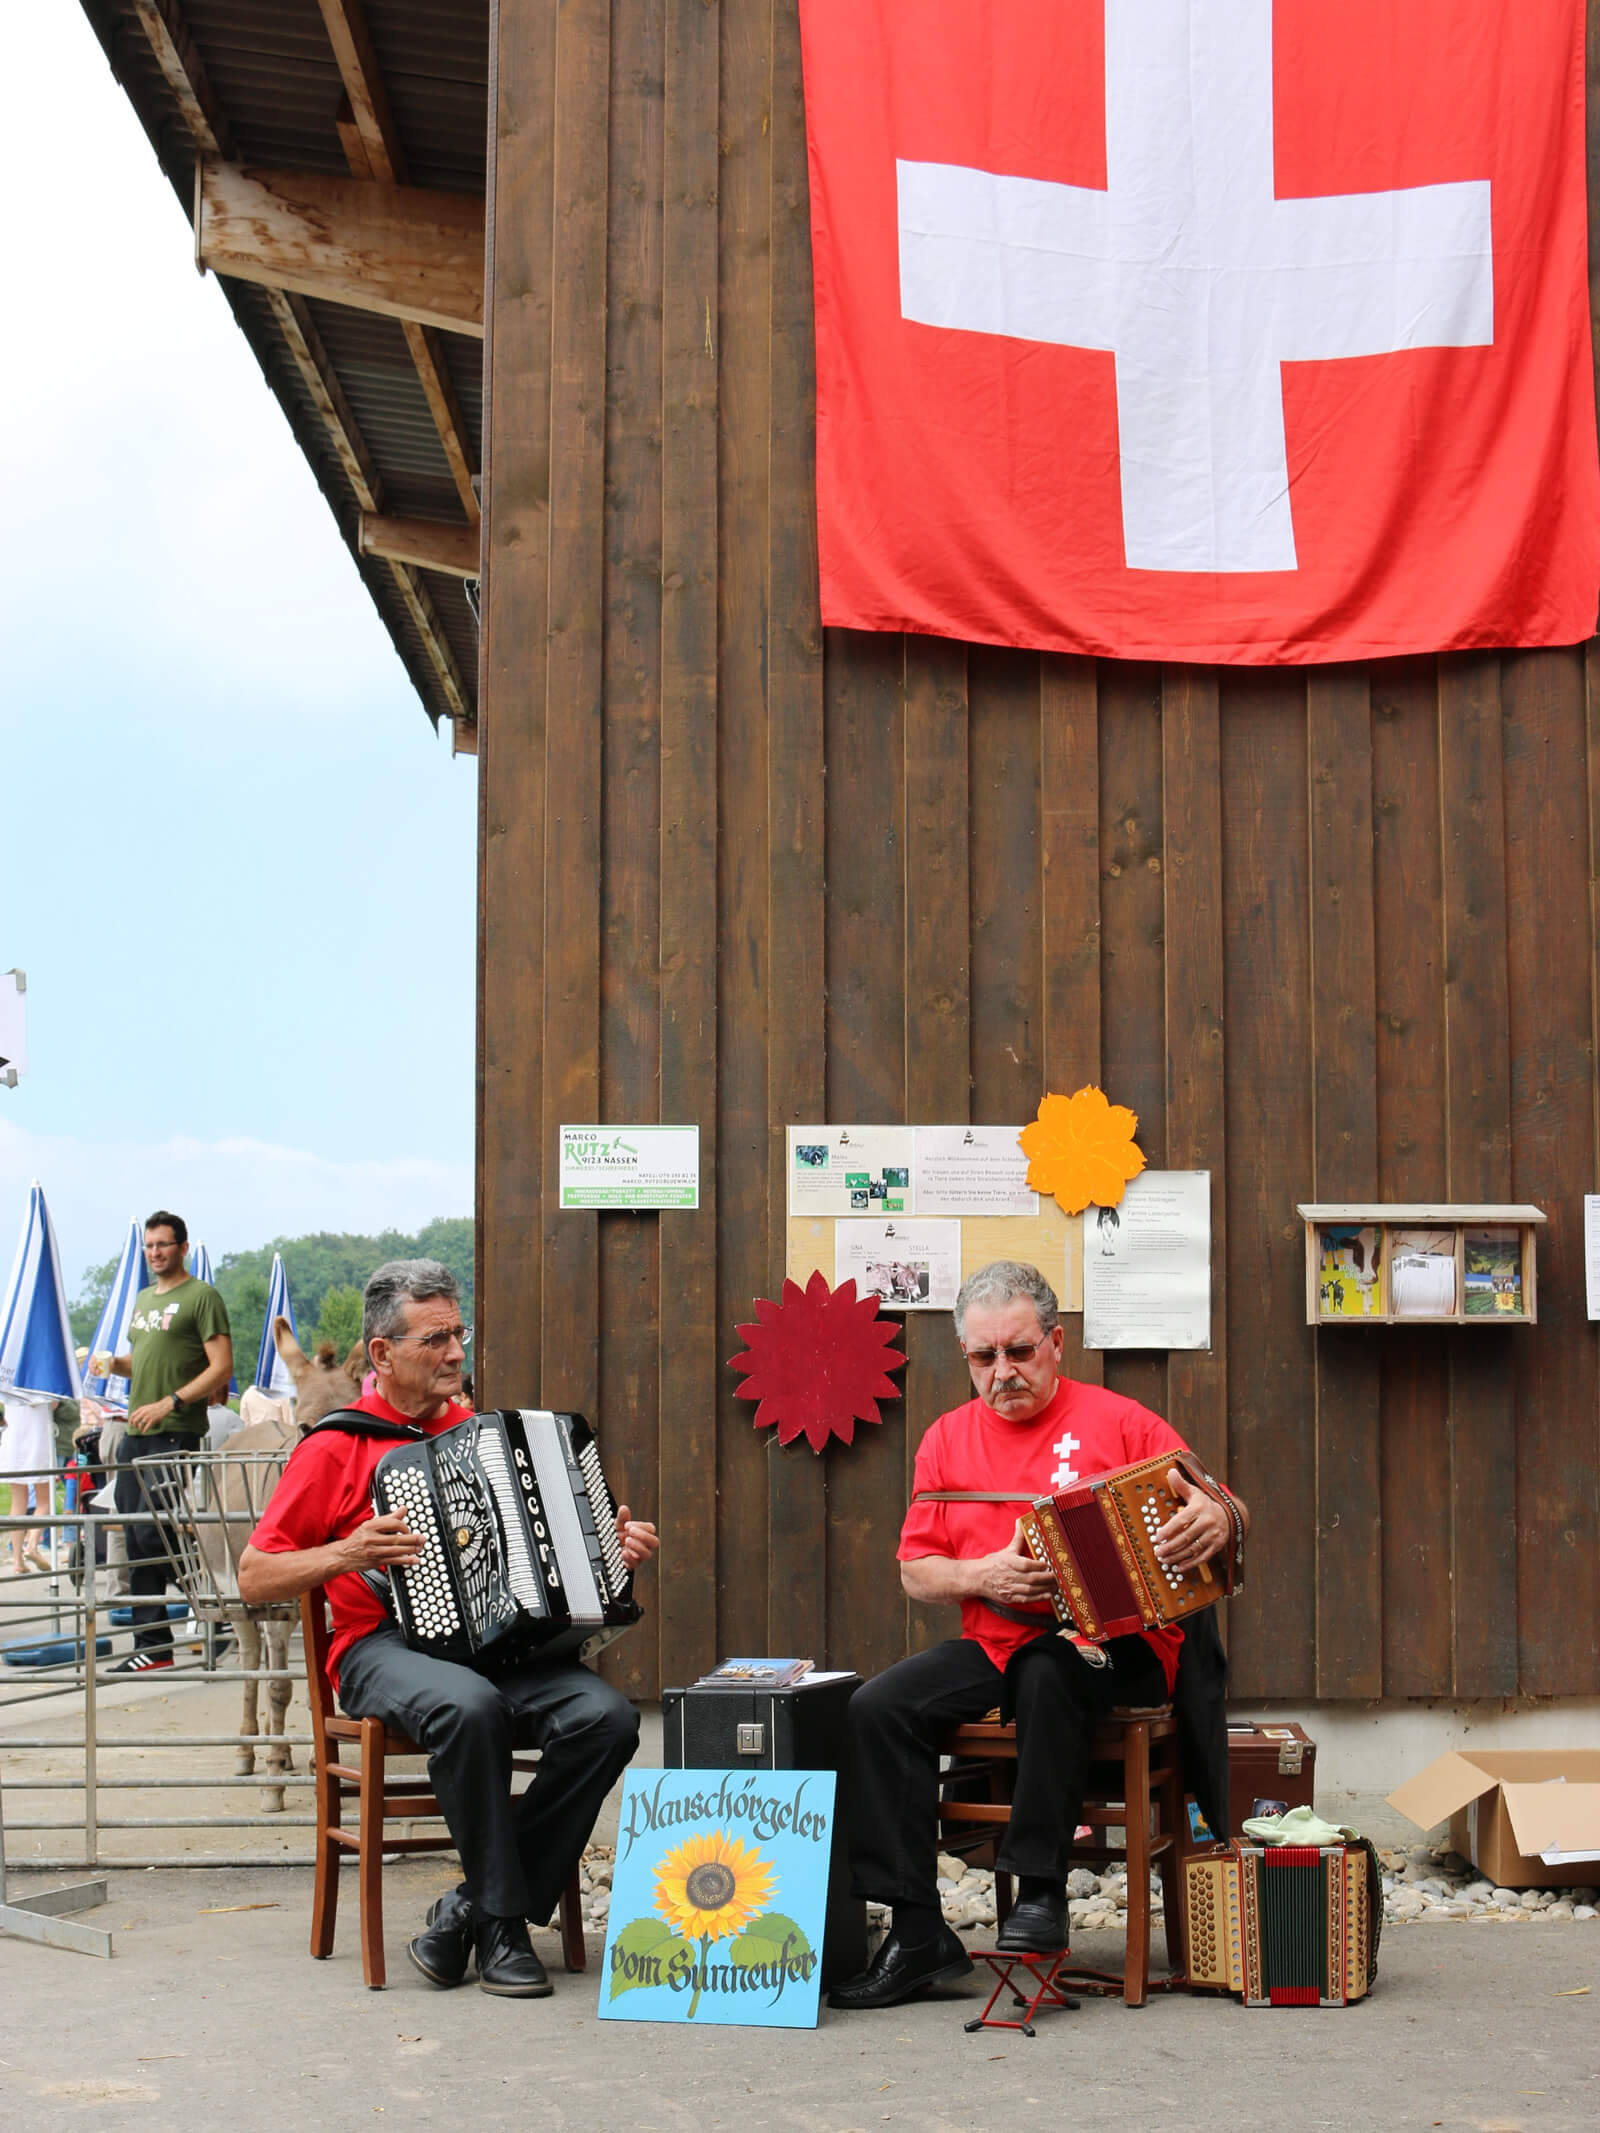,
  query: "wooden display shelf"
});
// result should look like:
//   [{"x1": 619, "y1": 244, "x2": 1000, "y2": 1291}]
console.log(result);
[{"x1": 1296, "y1": 1204, "x2": 1545, "y2": 1327}]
